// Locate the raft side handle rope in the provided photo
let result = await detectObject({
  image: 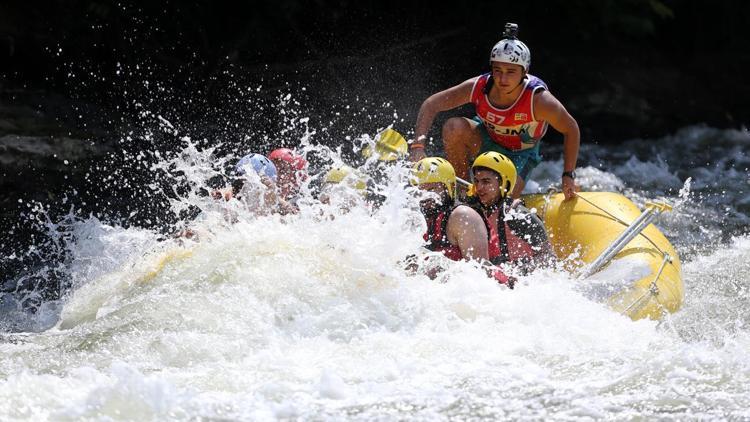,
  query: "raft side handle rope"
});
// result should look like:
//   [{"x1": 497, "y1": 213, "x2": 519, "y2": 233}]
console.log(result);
[
  {"x1": 622, "y1": 252, "x2": 672, "y2": 317},
  {"x1": 574, "y1": 193, "x2": 671, "y2": 257},
  {"x1": 579, "y1": 201, "x2": 672, "y2": 279}
]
